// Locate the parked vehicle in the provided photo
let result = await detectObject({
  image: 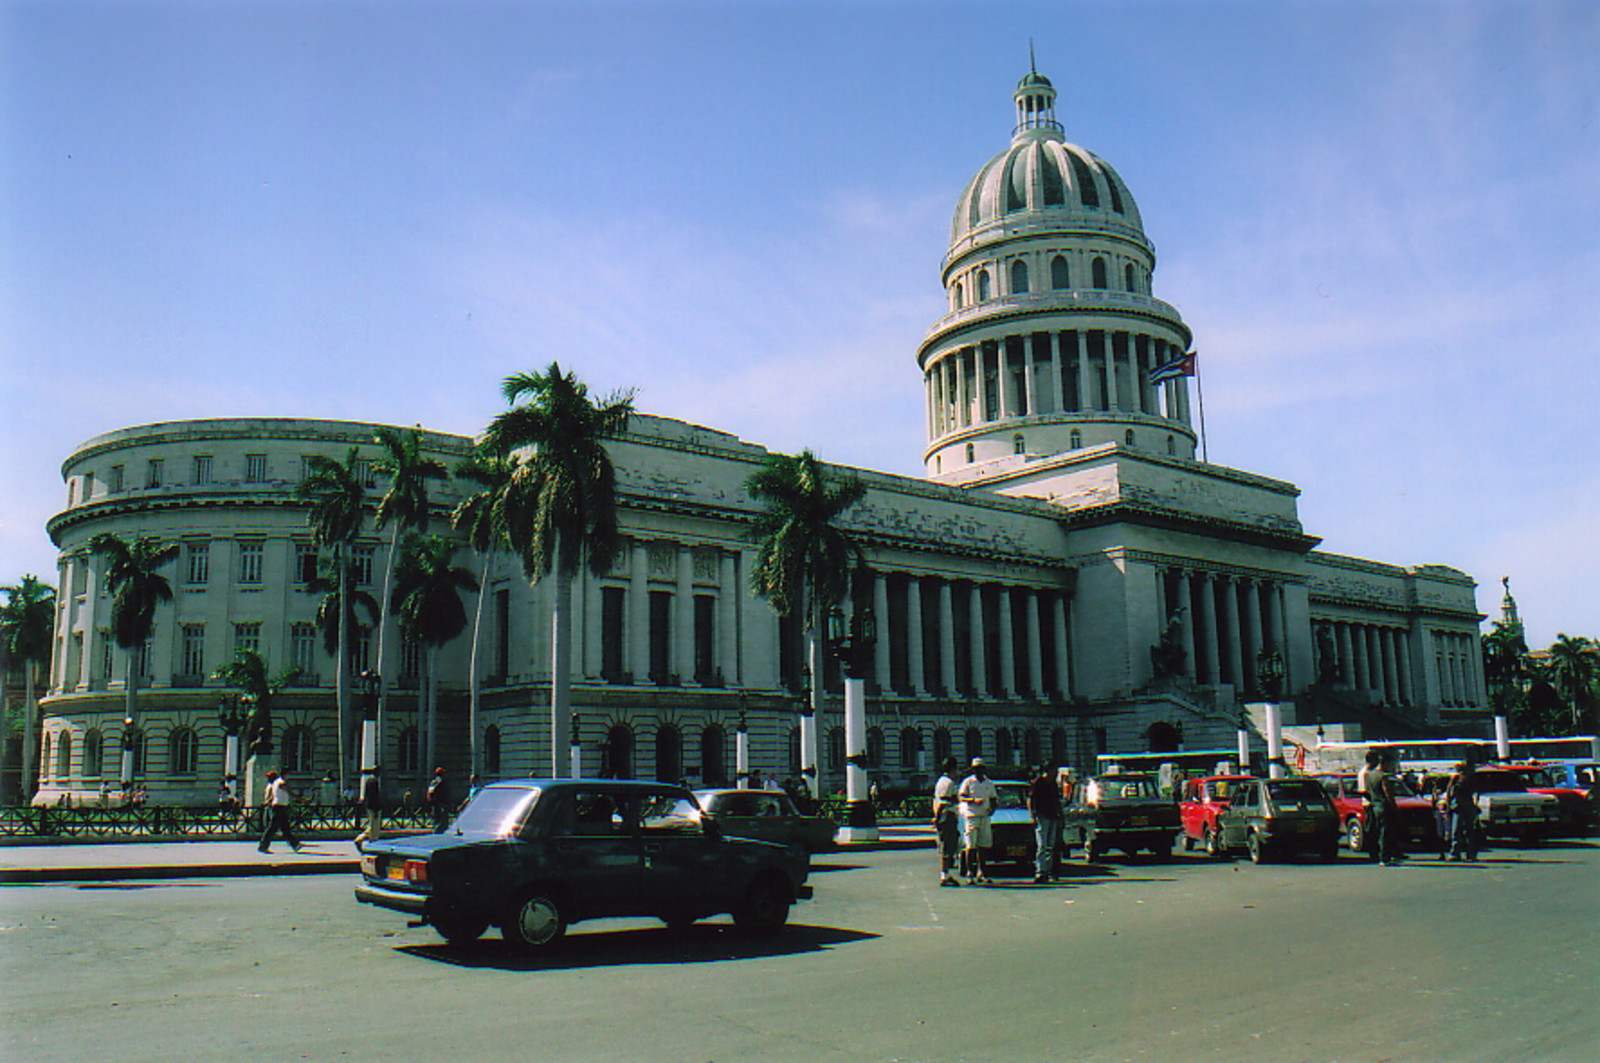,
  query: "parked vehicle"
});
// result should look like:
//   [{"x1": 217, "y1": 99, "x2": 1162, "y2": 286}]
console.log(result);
[
  {"x1": 1213, "y1": 777, "x2": 1341, "y2": 863},
  {"x1": 1486, "y1": 765, "x2": 1596, "y2": 837},
  {"x1": 1466, "y1": 770, "x2": 1562, "y2": 843},
  {"x1": 1063, "y1": 773, "x2": 1179, "y2": 862},
  {"x1": 1178, "y1": 774, "x2": 1254, "y2": 856},
  {"x1": 982, "y1": 779, "x2": 1042, "y2": 871},
  {"x1": 694, "y1": 788, "x2": 837, "y2": 853},
  {"x1": 1314, "y1": 774, "x2": 1437, "y2": 853},
  {"x1": 355, "y1": 779, "x2": 812, "y2": 951}
]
